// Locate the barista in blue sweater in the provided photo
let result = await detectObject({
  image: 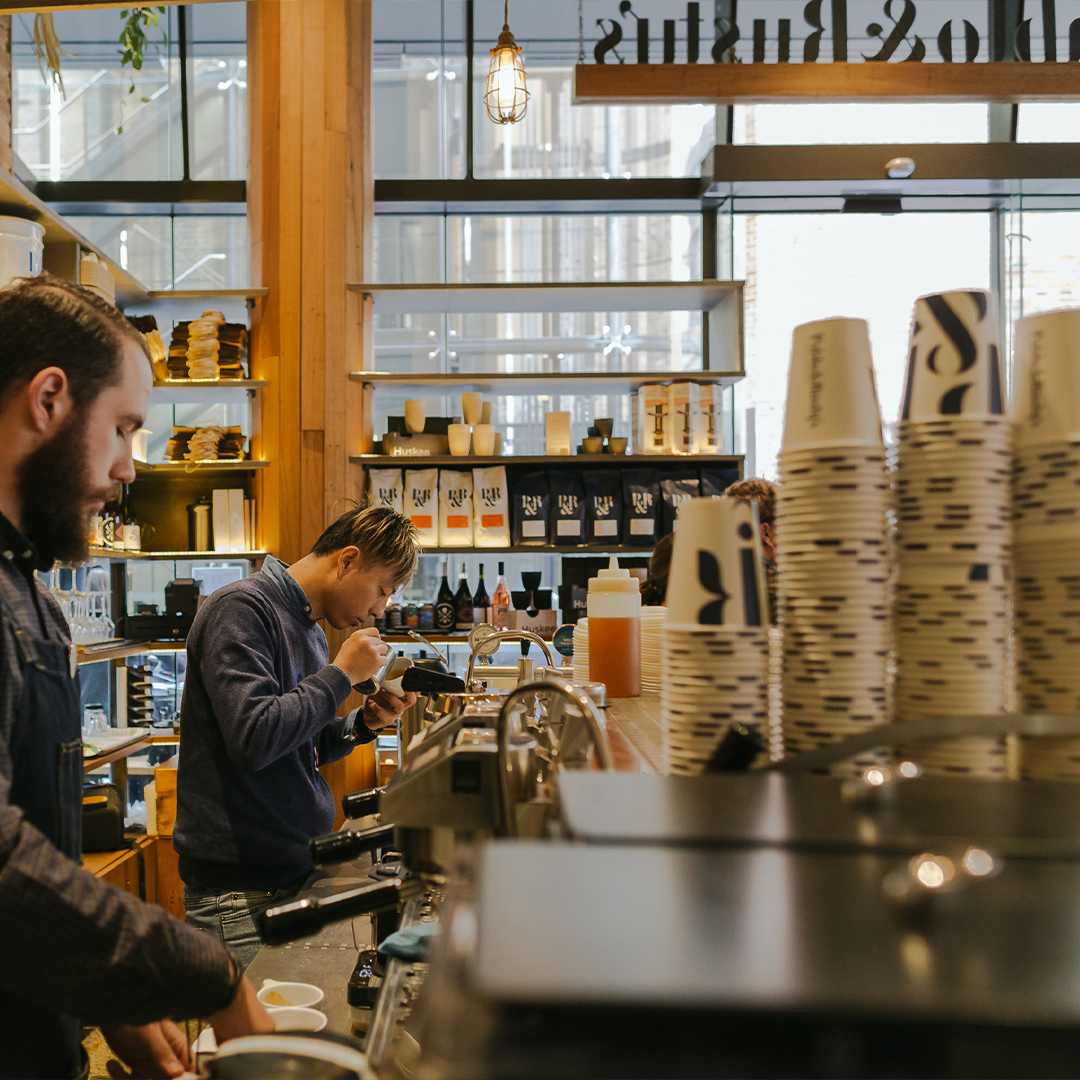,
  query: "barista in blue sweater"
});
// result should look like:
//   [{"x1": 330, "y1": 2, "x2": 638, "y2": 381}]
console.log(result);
[{"x1": 174, "y1": 505, "x2": 421, "y2": 967}]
